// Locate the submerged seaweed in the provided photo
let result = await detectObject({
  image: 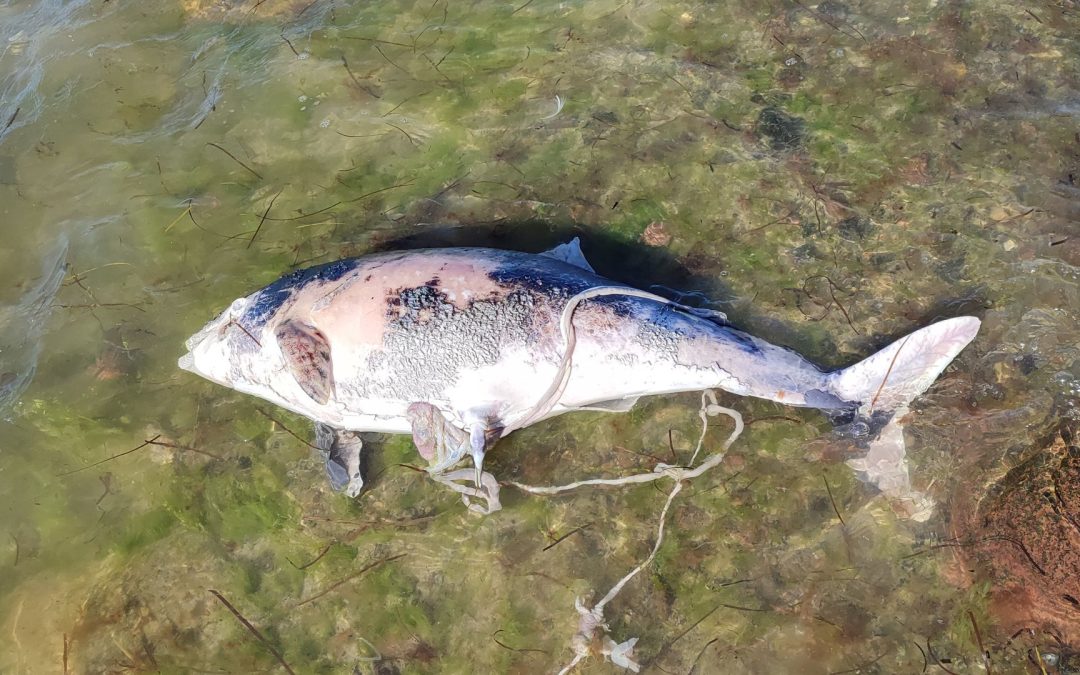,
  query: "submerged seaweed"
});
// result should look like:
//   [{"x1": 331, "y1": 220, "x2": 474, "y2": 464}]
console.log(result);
[{"x1": 1, "y1": 0, "x2": 1079, "y2": 672}]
